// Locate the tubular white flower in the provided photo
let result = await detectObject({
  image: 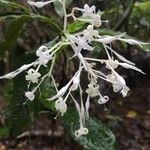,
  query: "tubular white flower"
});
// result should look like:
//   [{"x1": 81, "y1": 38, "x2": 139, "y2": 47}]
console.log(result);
[
  {"x1": 25, "y1": 68, "x2": 41, "y2": 83},
  {"x1": 118, "y1": 62, "x2": 145, "y2": 74},
  {"x1": 98, "y1": 95, "x2": 109, "y2": 104},
  {"x1": 27, "y1": 0, "x2": 55, "y2": 8},
  {"x1": 69, "y1": 35, "x2": 93, "y2": 52},
  {"x1": 71, "y1": 65, "x2": 82, "y2": 91},
  {"x1": 25, "y1": 91, "x2": 35, "y2": 101},
  {"x1": 85, "y1": 95, "x2": 90, "y2": 117},
  {"x1": 55, "y1": 97, "x2": 67, "y2": 115},
  {"x1": 121, "y1": 86, "x2": 130, "y2": 97},
  {"x1": 107, "y1": 67, "x2": 130, "y2": 97},
  {"x1": 36, "y1": 45, "x2": 52, "y2": 65},
  {"x1": 92, "y1": 14, "x2": 102, "y2": 27},
  {"x1": 112, "y1": 83, "x2": 123, "y2": 92},
  {"x1": 47, "y1": 70, "x2": 80, "y2": 101},
  {"x1": 106, "y1": 60, "x2": 119, "y2": 69},
  {"x1": 0, "y1": 62, "x2": 37, "y2": 79},
  {"x1": 75, "y1": 126, "x2": 89, "y2": 138},
  {"x1": 48, "y1": 81, "x2": 71, "y2": 101},
  {"x1": 83, "y1": 25, "x2": 99, "y2": 42},
  {"x1": 95, "y1": 33, "x2": 125, "y2": 44},
  {"x1": 82, "y1": 4, "x2": 96, "y2": 17},
  {"x1": 119, "y1": 38, "x2": 148, "y2": 47}
]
